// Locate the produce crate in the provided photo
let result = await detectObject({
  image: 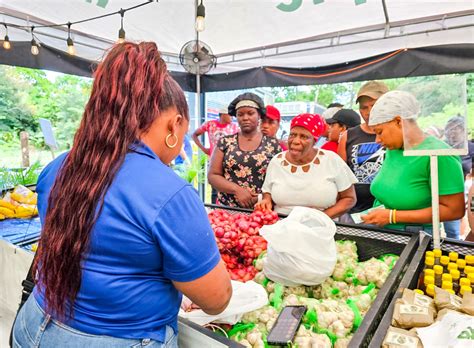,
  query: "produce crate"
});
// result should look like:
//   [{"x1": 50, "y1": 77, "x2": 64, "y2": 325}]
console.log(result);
[
  {"x1": 200, "y1": 205, "x2": 420, "y2": 348},
  {"x1": 178, "y1": 317, "x2": 244, "y2": 348},
  {"x1": 368, "y1": 235, "x2": 474, "y2": 348}
]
